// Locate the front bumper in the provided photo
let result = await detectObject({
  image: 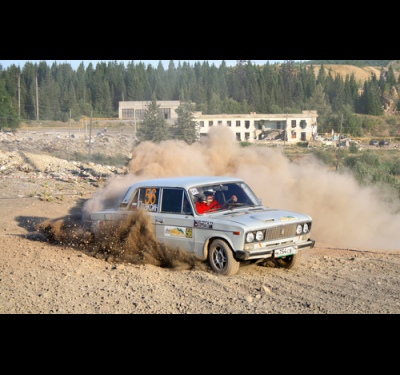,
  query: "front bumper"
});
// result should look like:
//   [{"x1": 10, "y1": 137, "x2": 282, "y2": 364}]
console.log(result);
[{"x1": 235, "y1": 238, "x2": 315, "y2": 261}]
